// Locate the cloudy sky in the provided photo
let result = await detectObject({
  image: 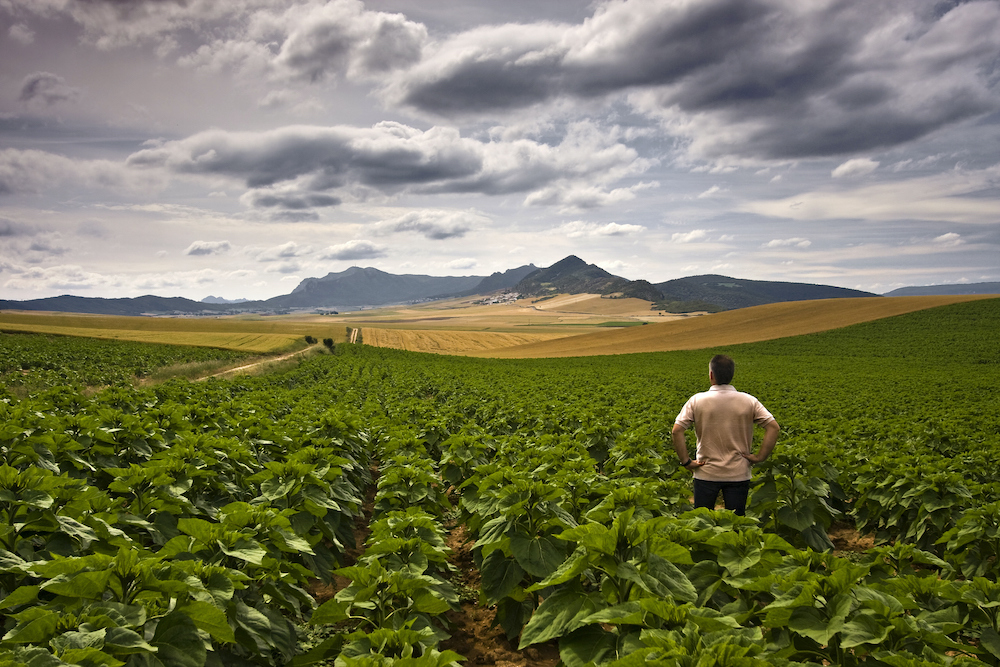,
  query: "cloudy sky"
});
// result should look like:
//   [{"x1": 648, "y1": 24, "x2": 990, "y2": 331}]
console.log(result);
[{"x1": 1, "y1": 0, "x2": 998, "y2": 301}]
